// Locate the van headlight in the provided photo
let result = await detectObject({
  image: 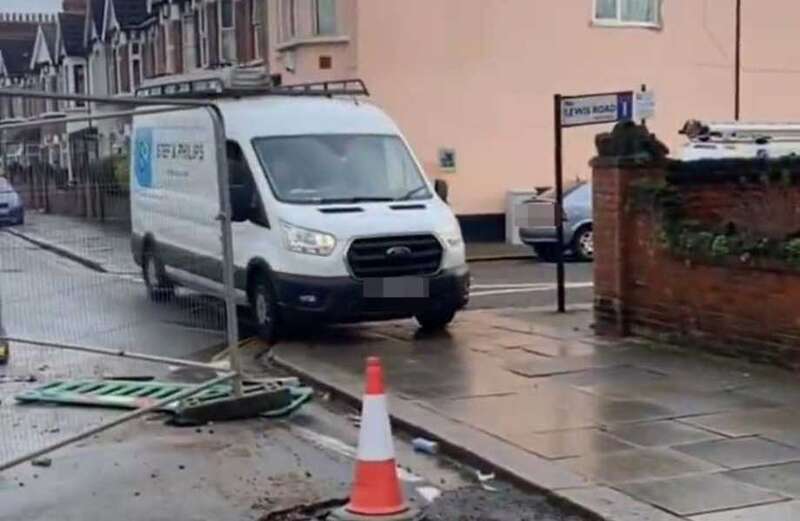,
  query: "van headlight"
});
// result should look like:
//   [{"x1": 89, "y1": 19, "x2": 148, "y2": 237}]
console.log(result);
[
  {"x1": 281, "y1": 221, "x2": 337, "y2": 256},
  {"x1": 441, "y1": 229, "x2": 464, "y2": 249}
]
